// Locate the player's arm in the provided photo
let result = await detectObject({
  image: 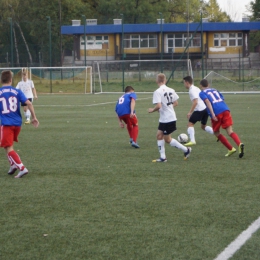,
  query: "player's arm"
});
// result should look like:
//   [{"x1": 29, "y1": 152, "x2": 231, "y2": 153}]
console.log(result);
[
  {"x1": 31, "y1": 81, "x2": 38, "y2": 99},
  {"x1": 173, "y1": 100, "x2": 178, "y2": 107},
  {"x1": 187, "y1": 98, "x2": 198, "y2": 119},
  {"x1": 204, "y1": 99, "x2": 218, "y2": 121},
  {"x1": 148, "y1": 103, "x2": 161, "y2": 113},
  {"x1": 25, "y1": 100, "x2": 39, "y2": 127},
  {"x1": 130, "y1": 98, "x2": 136, "y2": 118},
  {"x1": 32, "y1": 87, "x2": 38, "y2": 100},
  {"x1": 117, "y1": 115, "x2": 124, "y2": 128}
]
